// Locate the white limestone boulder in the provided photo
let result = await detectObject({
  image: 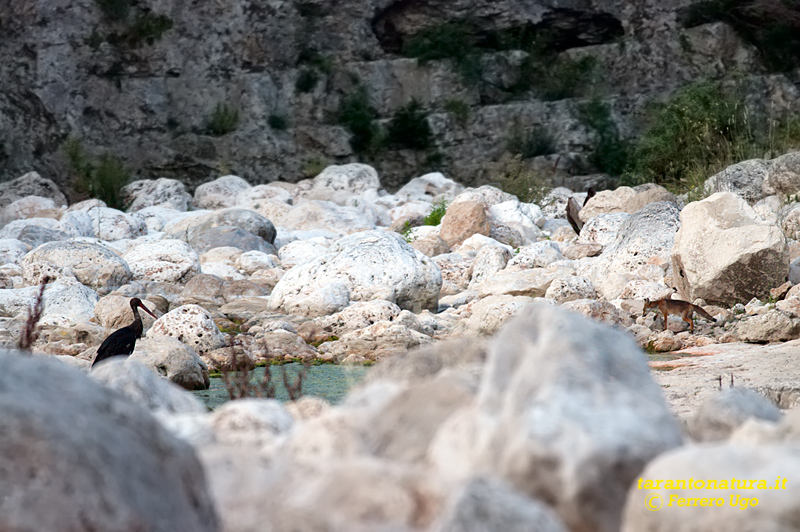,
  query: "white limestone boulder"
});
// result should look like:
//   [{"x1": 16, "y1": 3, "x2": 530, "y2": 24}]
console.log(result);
[
  {"x1": 21, "y1": 241, "x2": 132, "y2": 295},
  {"x1": 623, "y1": 444, "x2": 800, "y2": 532},
  {"x1": 586, "y1": 202, "x2": 681, "y2": 299},
  {"x1": 56, "y1": 210, "x2": 95, "y2": 237},
  {"x1": 0, "y1": 217, "x2": 60, "y2": 240},
  {"x1": 561, "y1": 298, "x2": 621, "y2": 326},
  {"x1": 129, "y1": 337, "x2": 210, "y2": 391},
  {"x1": 147, "y1": 304, "x2": 226, "y2": 355},
  {"x1": 687, "y1": 387, "x2": 782, "y2": 442},
  {"x1": 193, "y1": 175, "x2": 252, "y2": 210},
  {"x1": 236, "y1": 184, "x2": 294, "y2": 206},
  {"x1": 1, "y1": 195, "x2": 58, "y2": 223},
  {"x1": 471, "y1": 303, "x2": 682, "y2": 532},
  {"x1": 0, "y1": 171, "x2": 67, "y2": 208},
  {"x1": 165, "y1": 207, "x2": 276, "y2": 246},
  {"x1": 269, "y1": 231, "x2": 442, "y2": 316},
  {"x1": 278, "y1": 237, "x2": 331, "y2": 268},
  {"x1": 437, "y1": 477, "x2": 568, "y2": 532},
  {"x1": 451, "y1": 185, "x2": 516, "y2": 209},
  {"x1": 704, "y1": 158, "x2": 771, "y2": 203},
  {"x1": 122, "y1": 178, "x2": 192, "y2": 212},
  {"x1": 434, "y1": 252, "x2": 473, "y2": 295},
  {"x1": 279, "y1": 199, "x2": 375, "y2": 234},
  {"x1": 477, "y1": 265, "x2": 575, "y2": 298},
  {"x1": 545, "y1": 276, "x2": 597, "y2": 303},
  {"x1": 455, "y1": 234, "x2": 514, "y2": 257},
  {"x1": 778, "y1": 202, "x2": 800, "y2": 240},
  {"x1": 0, "y1": 238, "x2": 30, "y2": 265},
  {"x1": 0, "y1": 350, "x2": 217, "y2": 532},
  {"x1": 313, "y1": 300, "x2": 402, "y2": 336},
  {"x1": 462, "y1": 294, "x2": 537, "y2": 335},
  {"x1": 507, "y1": 240, "x2": 564, "y2": 269},
  {"x1": 579, "y1": 186, "x2": 637, "y2": 221},
  {"x1": 469, "y1": 245, "x2": 512, "y2": 288},
  {"x1": 764, "y1": 151, "x2": 800, "y2": 196},
  {"x1": 577, "y1": 212, "x2": 630, "y2": 246},
  {"x1": 317, "y1": 319, "x2": 433, "y2": 362},
  {"x1": 210, "y1": 398, "x2": 294, "y2": 446},
  {"x1": 395, "y1": 172, "x2": 464, "y2": 203},
  {"x1": 122, "y1": 239, "x2": 200, "y2": 283},
  {"x1": 0, "y1": 285, "x2": 41, "y2": 317},
  {"x1": 310, "y1": 163, "x2": 380, "y2": 195},
  {"x1": 489, "y1": 199, "x2": 546, "y2": 229},
  {"x1": 672, "y1": 192, "x2": 788, "y2": 306},
  {"x1": 86, "y1": 206, "x2": 148, "y2": 241},
  {"x1": 131, "y1": 205, "x2": 185, "y2": 232},
  {"x1": 91, "y1": 358, "x2": 207, "y2": 413},
  {"x1": 39, "y1": 282, "x2": 100, "y2": 327},
  {"x1": 235, "y1": 250, "x2": 279, "y2": 275}
]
